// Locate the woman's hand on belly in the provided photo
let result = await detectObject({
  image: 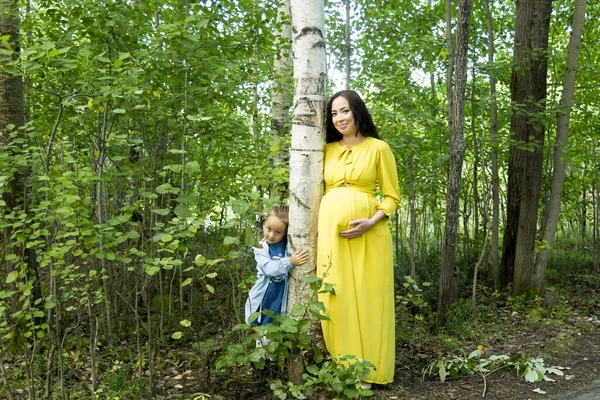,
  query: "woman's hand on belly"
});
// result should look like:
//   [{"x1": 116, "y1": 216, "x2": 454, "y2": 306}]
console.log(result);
[
  {"x1": 339, "y1": 218, "x2": 375, "y2": 239},
  {"x1": 339, "y1": 209, "x2": 387, "y2": 239}
]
